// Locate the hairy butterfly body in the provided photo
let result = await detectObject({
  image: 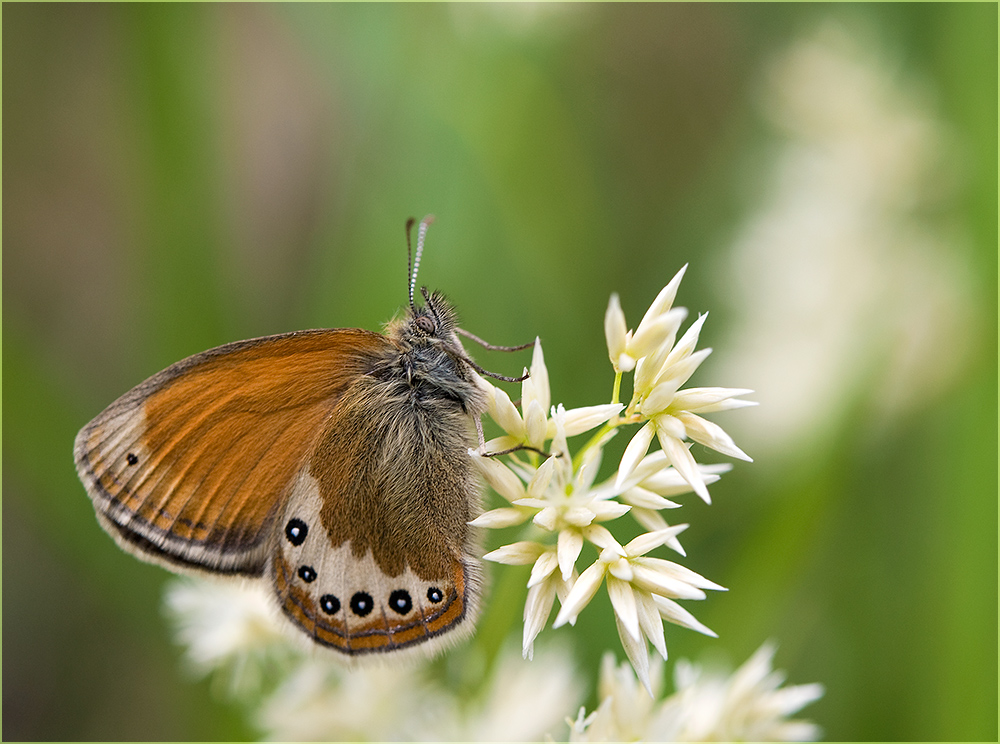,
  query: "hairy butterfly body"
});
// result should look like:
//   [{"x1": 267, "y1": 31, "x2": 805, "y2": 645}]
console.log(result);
[{"x1": 74, "y1": 218, "x2": 520, "y2": 657}]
